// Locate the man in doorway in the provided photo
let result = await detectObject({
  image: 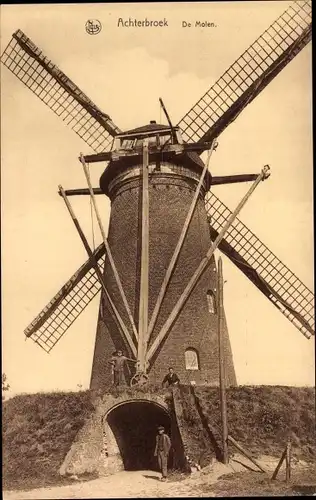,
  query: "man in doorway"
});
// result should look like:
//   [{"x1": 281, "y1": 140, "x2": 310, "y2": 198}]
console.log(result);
[
  {"x1": 154, "y1": 425, "x2": 171, "y2": 481},
  {"x1": 109, "y1": 350, "x2": 136, "y2": 386},
  {"x1": 162, "y1": 367, "x2": 180, "y2": 388}
]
